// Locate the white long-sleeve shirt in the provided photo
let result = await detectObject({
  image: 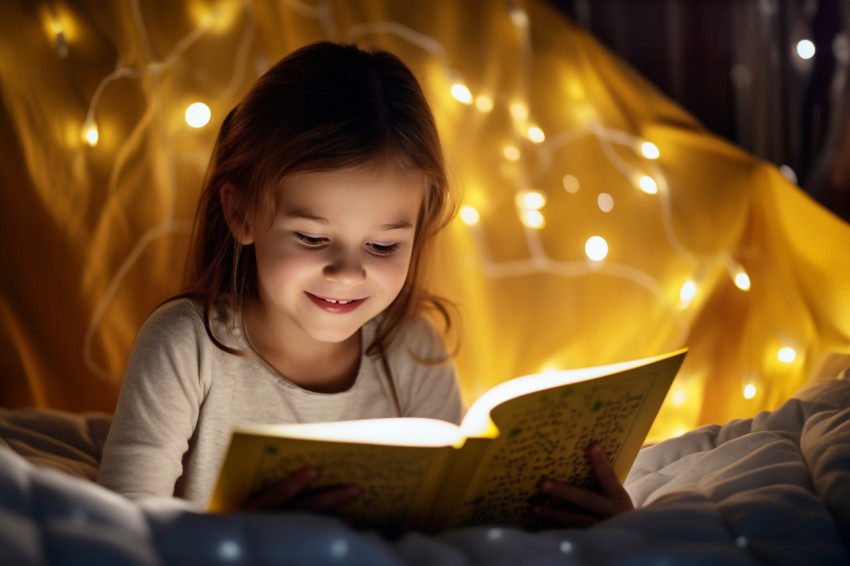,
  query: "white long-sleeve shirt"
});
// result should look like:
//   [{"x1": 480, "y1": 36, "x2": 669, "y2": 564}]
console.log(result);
[{"x1": 97, "y1": 299, "x2": 463, "y2": 506}]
